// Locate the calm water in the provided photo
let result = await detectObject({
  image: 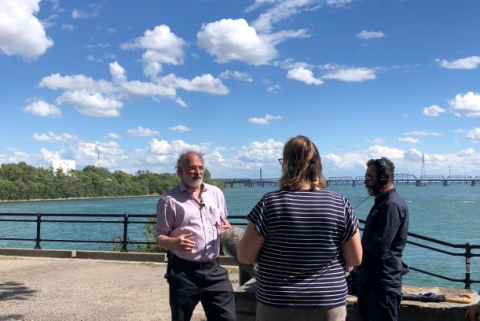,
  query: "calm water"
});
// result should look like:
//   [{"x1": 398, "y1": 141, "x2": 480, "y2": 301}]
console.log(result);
[{"x1": 0, "y1": 185, "x2": 479, "y2": 289}]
